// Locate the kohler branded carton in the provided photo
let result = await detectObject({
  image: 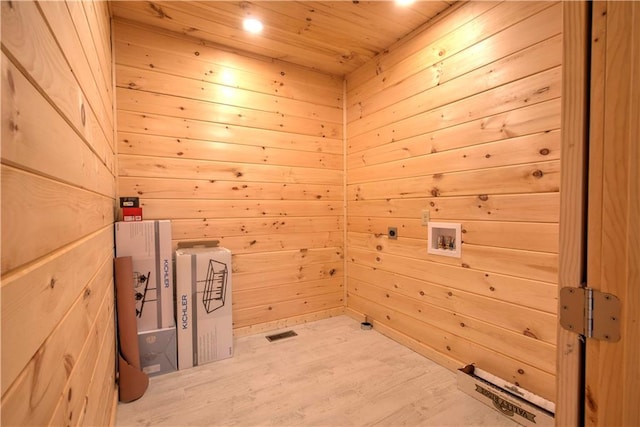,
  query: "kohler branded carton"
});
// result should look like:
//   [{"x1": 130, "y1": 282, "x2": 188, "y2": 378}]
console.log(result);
[
  {"x1": 138, "y1": 327, "x2": 178, "y2": 377},
  {"x1": 457, "y1": 365, "x2": 554, "y2": 427},
  {"x1": 175, "y1": 244, "x2": 233, "y2": 369},
  {"x1": 115, "y1": 220, "x2": 175, "y2": 332}
]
